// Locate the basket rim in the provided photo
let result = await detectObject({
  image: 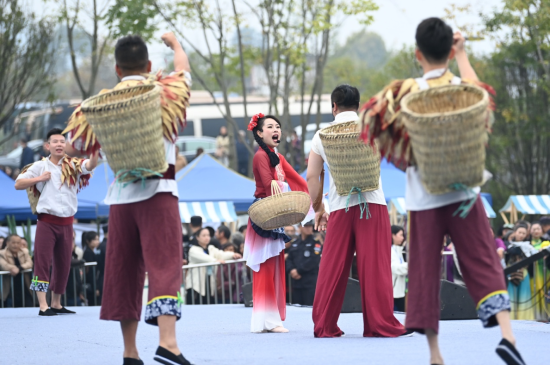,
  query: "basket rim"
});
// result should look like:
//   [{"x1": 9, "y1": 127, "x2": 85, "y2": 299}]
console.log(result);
[
  {"x1": 400, "y1": 84, "x2": 489, "y2": 119},
  {"x1": 319, "y1": 120, "x2": 360, "y2": 137},
  {"x1": 81, "y1": 84, "x2": 159, "y2": 113}
]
